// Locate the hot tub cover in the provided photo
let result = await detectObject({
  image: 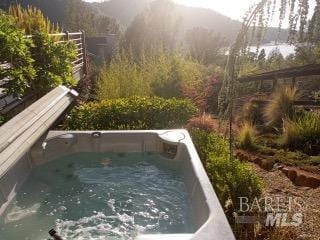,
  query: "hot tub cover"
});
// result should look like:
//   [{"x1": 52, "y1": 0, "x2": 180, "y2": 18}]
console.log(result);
[{"x1": 0, "y1": 86, "x2": 78, "y2": 178}]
